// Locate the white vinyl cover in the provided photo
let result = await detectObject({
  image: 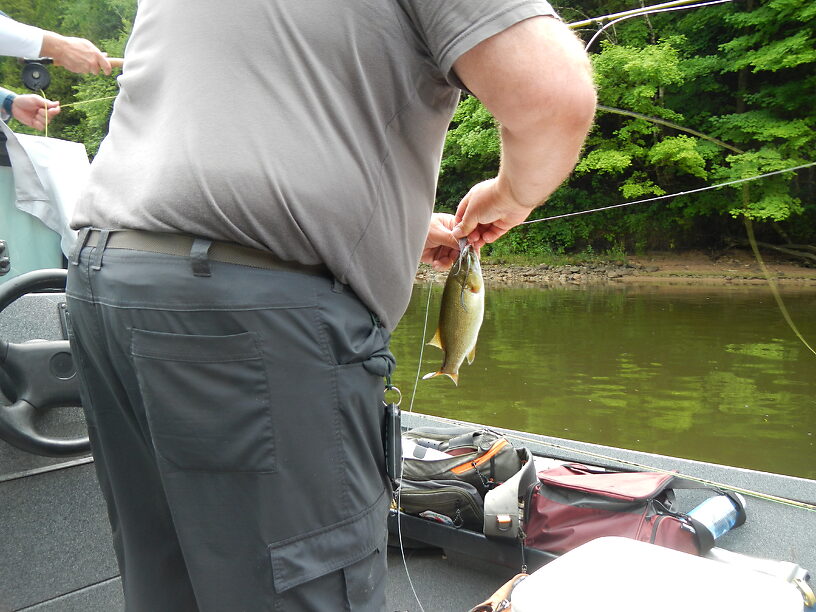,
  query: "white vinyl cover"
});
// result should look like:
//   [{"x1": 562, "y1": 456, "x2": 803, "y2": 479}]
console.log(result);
[
  {"x1": 0, "y1": 121, "x2": 88, "y2": 258},
  {"x1": 512, "y1": 536, "x2": 805, "y2": 612}
]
